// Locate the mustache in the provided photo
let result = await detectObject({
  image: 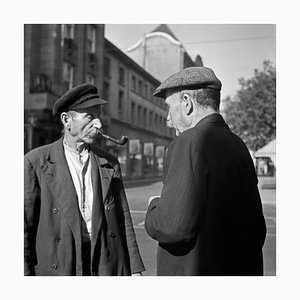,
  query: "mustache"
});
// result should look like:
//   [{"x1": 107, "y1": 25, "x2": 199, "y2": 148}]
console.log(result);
[
  {"x1": 85, "y1": 122, "x2": 101, "y2": 133},
  {"x1": 84, "y1": 127, "x2": 101, "y2": 139}
]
